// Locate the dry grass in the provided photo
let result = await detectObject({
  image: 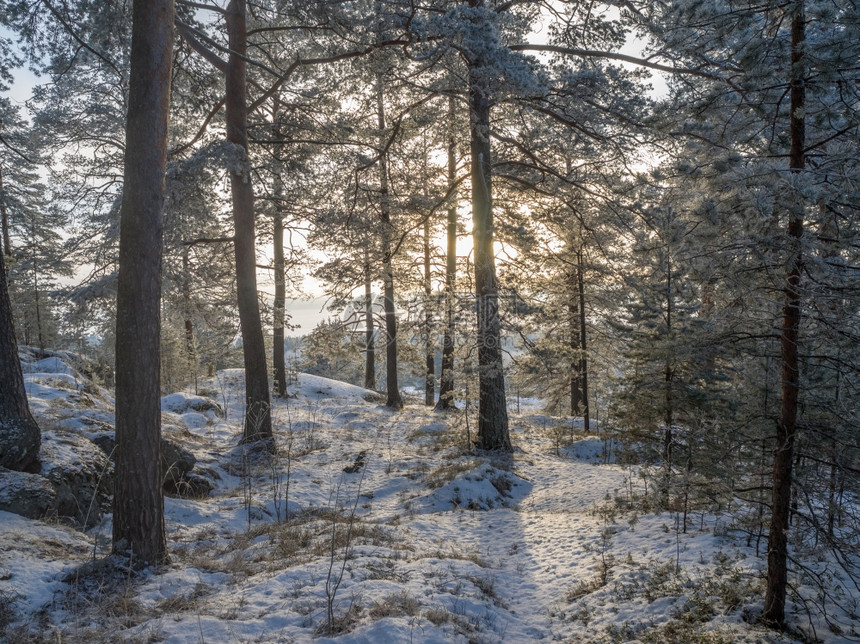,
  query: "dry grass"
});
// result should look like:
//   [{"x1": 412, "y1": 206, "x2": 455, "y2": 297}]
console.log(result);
[
  {"x1": 425, "y1": 458, "x2": 481, "y2": 489},
  {"x1": 368, "y1": 591, "x2": 420, "y2": 619}
]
